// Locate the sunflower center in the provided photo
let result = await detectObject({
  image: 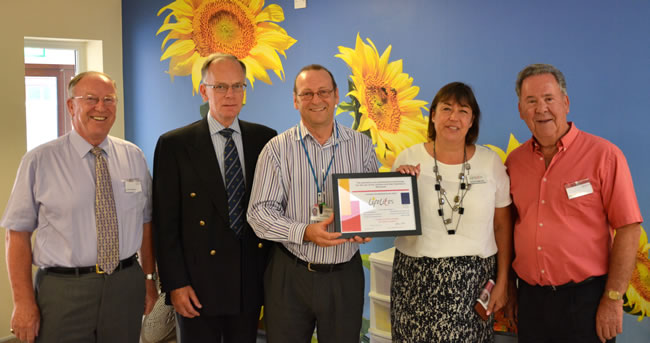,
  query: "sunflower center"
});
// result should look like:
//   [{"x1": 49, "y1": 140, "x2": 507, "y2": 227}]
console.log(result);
[
  {"x1": 193, "y1": 1, "x2": 257, "y2": 59},
  {"x1": 365, "y1": 80, "x2": 402, "y2": 133},
  {"x1": 630, "y1": 250, "x2": 650, "y2": 302}
]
